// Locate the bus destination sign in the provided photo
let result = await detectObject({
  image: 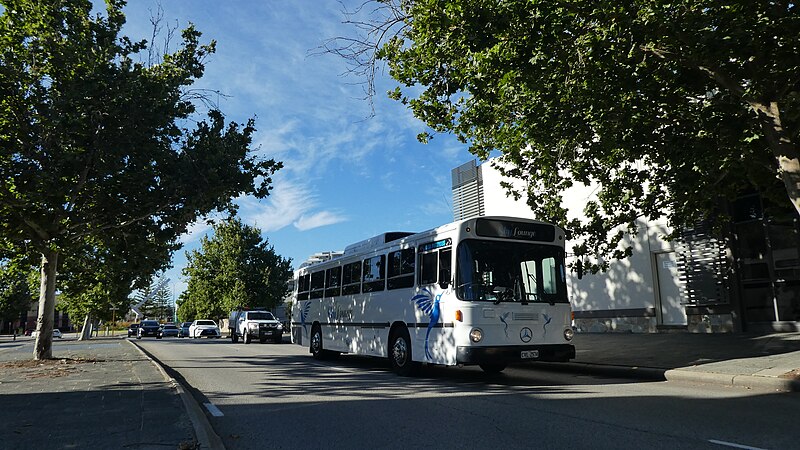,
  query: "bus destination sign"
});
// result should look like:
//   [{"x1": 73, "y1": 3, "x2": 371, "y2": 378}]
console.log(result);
[{"x1": 474, "y1": 218, "x2": 555, "y2": 242}]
